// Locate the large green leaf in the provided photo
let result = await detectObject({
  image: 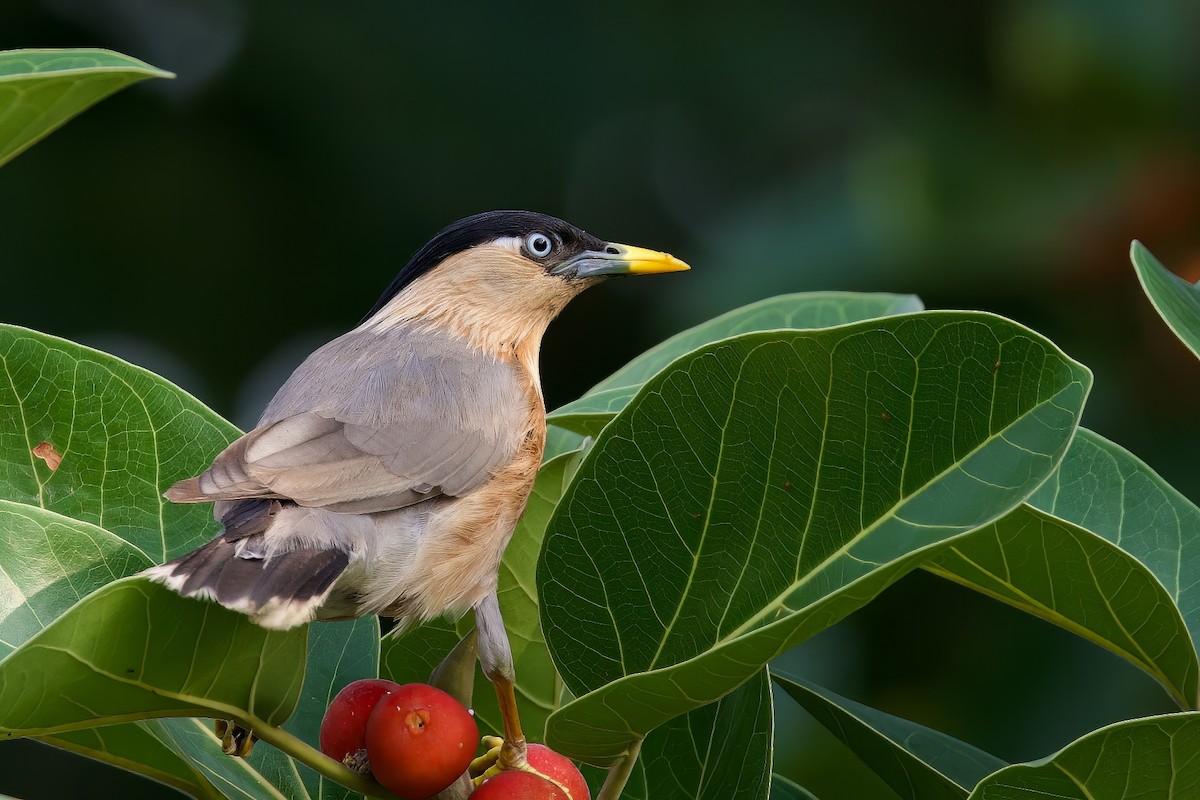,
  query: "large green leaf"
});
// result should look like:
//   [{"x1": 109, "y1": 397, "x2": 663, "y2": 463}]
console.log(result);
[
  {"x1": 549, "y1": 292, "x2": 923, "y2": 438},
  {"x1": 381, "y1": 618, "x2": 462, "y2": 687},
  {"x1": 0, "y1": 327, "x2": 333, "y2": 797},
  {"x1": 0, "y1": 502, "x2": 225, "y2": 798},
  {"x1": 540, "y1": 312, "x2": 1091, "y2": 764},
  {"x1": 251, "y1": 618, "x2": 381, "y2": 800},
  {"x1": 0, "y1": 581, "x2": 385, "y2": 797},
  {"x1": 581, "y1": 668, "x2": 774, "y2": 800},
  {"x1": 927, "y1": 503, "x2": 1198, "y2": 708},
  {"x1": 0, "y1": 500, "x2": 151, "y2": 659},
  {"x1": 0, "y1": 524, "x2": 375, "y2": 799},
  {"x1": 0, "y1": 577, "x2": 305, "y2": 737},
  {"x1": 1028, "y1": 429, "x2": 1200, "y2": 662},
  {"x1": 637, "y1": 666, "x2": 772, "y2": 800},
  {"x1": 773, "y1": 672, "x2": 1004, "y2": 800},
  {"x1": 49, "y1": 619, "x2": 383, "y2": 800},
  {"x1": 0, "y1": 325, "x2": 239, "y2": 563},
  {"x1": 544, "y1": 425, "x2": 587, "y2": 463},
  {"x1": 0, "y1": 49, "x2": 172, "y2": 168},
  {"x1": 383, "y1": 449, "x2": 584, "y2": 740},
  {"x1": 154, "y1": 717, "x2": 298, "y2": 800},
  {"x1": 42, "y1": 721, "x2": 228, "y2": 800},
  {"x1": 590, "y1": 291, "x2": 925, "y2": 394},
  {"x1": 967, "y1": 713, "x2": 1200, "y2": 799},
  {"x1": 1131, "y1": 241, "x2": 1200, "y2": 360}
]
